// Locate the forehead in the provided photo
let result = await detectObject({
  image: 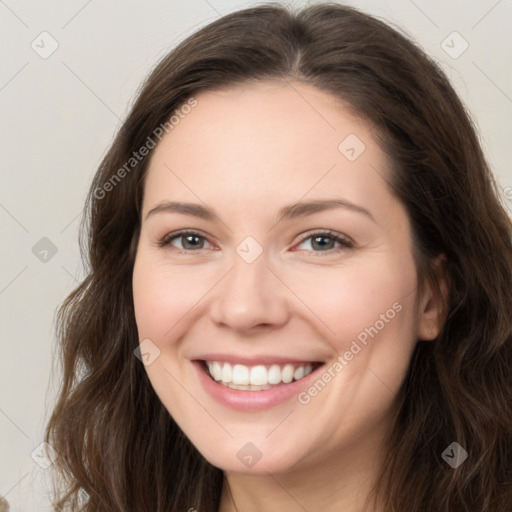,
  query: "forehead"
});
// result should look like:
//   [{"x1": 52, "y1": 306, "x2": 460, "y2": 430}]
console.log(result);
[{"x1": 142, "y1": 80, "x2": 394, "y2": 217}]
